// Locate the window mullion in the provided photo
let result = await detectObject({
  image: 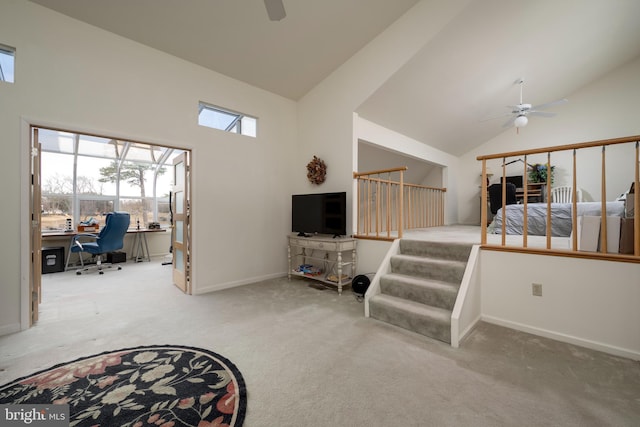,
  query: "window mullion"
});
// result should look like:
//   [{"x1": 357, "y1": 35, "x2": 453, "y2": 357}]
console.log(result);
[
  {"x1": 225, "y1": 115, "x2": 242, "y2": 132},
  {"x1": 73, "y1": 134, "x2": 79, "y2": 226}
]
